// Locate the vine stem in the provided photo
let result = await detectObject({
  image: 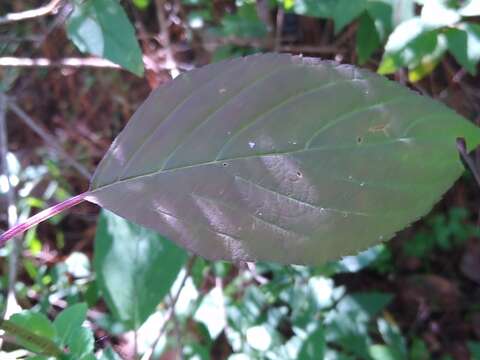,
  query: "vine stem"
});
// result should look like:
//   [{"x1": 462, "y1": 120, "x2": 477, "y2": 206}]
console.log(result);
[{"x1": 0, "y1": 192, "x2": 88, "y2": 246}]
